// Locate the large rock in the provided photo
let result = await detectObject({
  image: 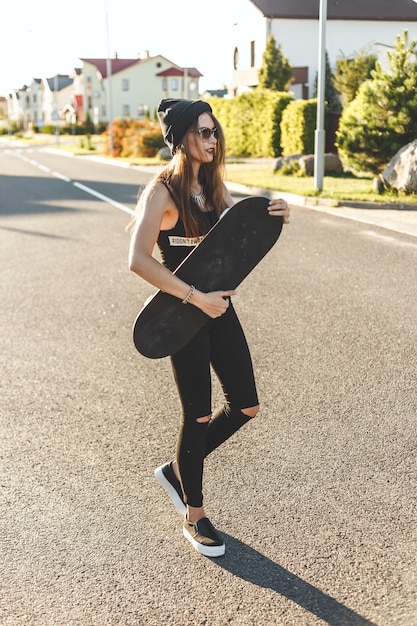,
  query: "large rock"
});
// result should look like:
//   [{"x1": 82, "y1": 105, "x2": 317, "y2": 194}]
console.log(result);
[
  {"x1": 275, "y1": 152, "x2": 343, "y2": 175},
  {"x1": 274, "y1": 154, "x2": 303, "y2": 171},
  {"x1": 298, "y1": 153, "x2": 343, "y2": 176},
  {"x1": 383, "y1": 140, "x2": 417, "y2": 193}
]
